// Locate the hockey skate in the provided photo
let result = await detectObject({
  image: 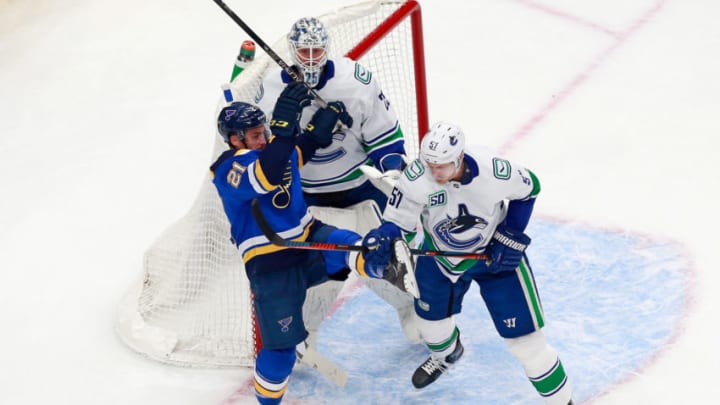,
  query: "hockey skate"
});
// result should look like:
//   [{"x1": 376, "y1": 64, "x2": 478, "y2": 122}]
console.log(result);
[
  {"x1": 411, "y1": 337, "x2": 464, "y2": 389},
  {"x1": 382, "y1": 239, "x2": 419, "y2": 299}
]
